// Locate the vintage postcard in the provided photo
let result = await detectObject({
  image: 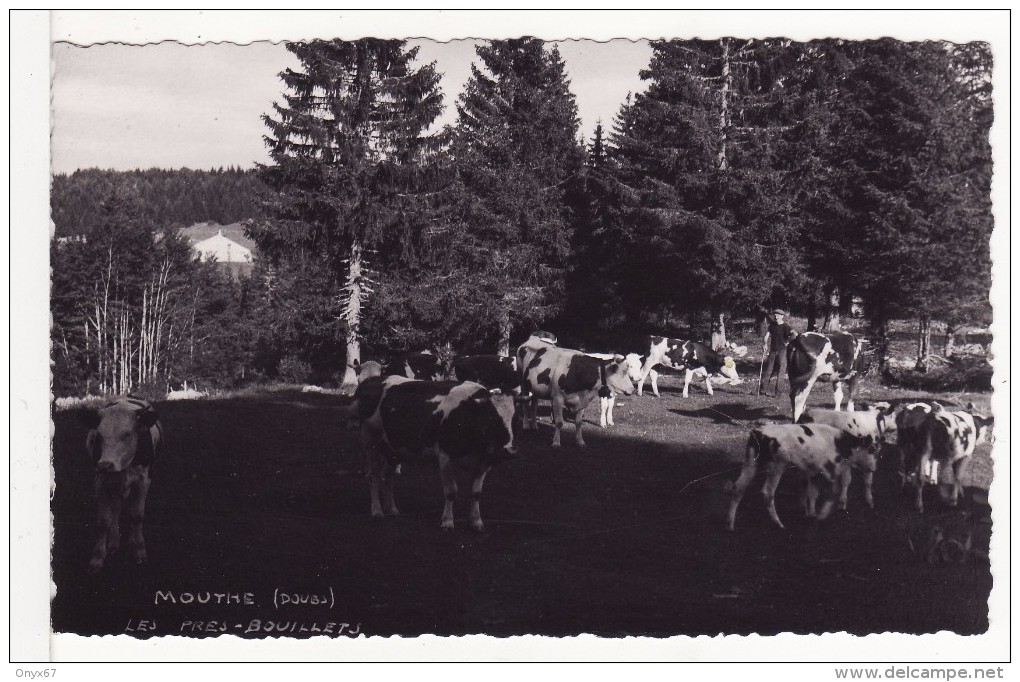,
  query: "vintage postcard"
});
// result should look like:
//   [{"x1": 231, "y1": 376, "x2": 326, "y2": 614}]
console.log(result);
[{"x1": 11, "y1": 9, "x2": 1010, "y2": 668}]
